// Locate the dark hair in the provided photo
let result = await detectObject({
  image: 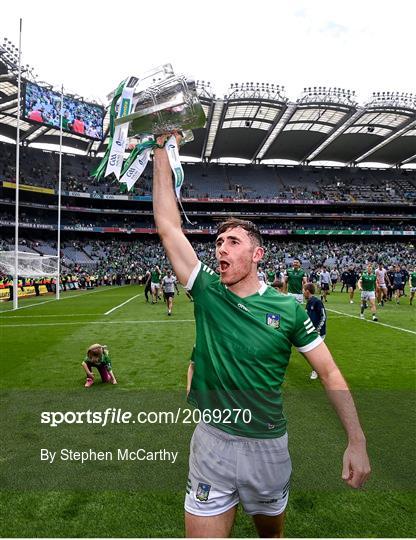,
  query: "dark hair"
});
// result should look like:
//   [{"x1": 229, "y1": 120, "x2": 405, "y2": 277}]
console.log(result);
[
  {"x1": 216, "y1": 218, "x2": 263, "y2": 247},
  {"x1": 304, "y1": 282, "x2": 316, "y2": 295}
]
